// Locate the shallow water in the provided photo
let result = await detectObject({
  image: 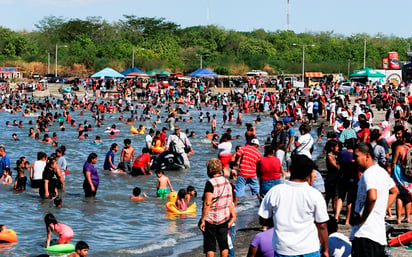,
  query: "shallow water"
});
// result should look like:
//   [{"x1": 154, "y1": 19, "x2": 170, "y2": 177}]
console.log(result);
[{"x1": 0, "y1": 101, "x2": 324, "y2": 256}]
